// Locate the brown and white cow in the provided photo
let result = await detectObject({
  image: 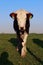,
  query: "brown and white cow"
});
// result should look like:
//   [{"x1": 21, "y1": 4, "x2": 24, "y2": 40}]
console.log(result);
[{"x1": 10, "y1": 9, "x2": 33, "y2": 57}]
